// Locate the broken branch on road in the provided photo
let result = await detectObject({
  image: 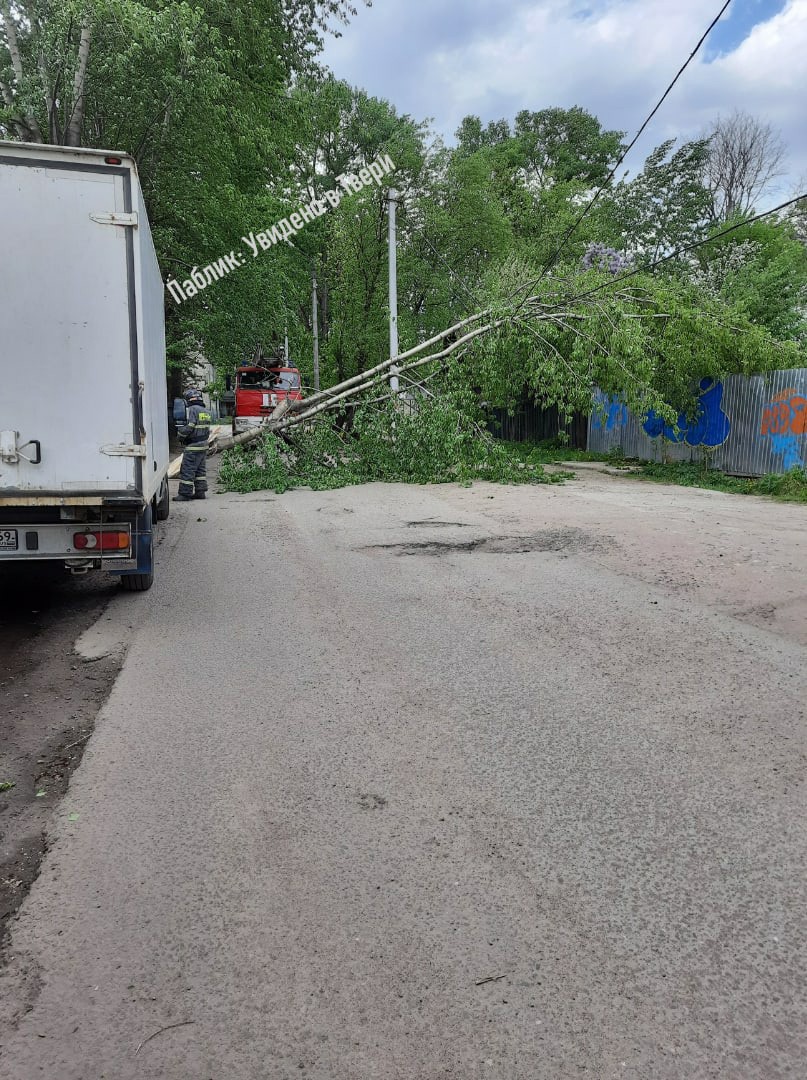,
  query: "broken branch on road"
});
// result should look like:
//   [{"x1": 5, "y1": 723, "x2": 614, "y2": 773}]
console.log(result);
[{"x1": 134, "y1": 1019, "x2": 195, "y2": 1055}]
